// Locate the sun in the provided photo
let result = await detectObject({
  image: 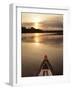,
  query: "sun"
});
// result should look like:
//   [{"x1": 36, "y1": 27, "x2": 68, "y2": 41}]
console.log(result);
[
  {"x1": 32, "y1": 17, "x2": 41, "y2": 29},
  {"x1": 34, "y1": 23, "x2": 39, "y2": 29}
]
